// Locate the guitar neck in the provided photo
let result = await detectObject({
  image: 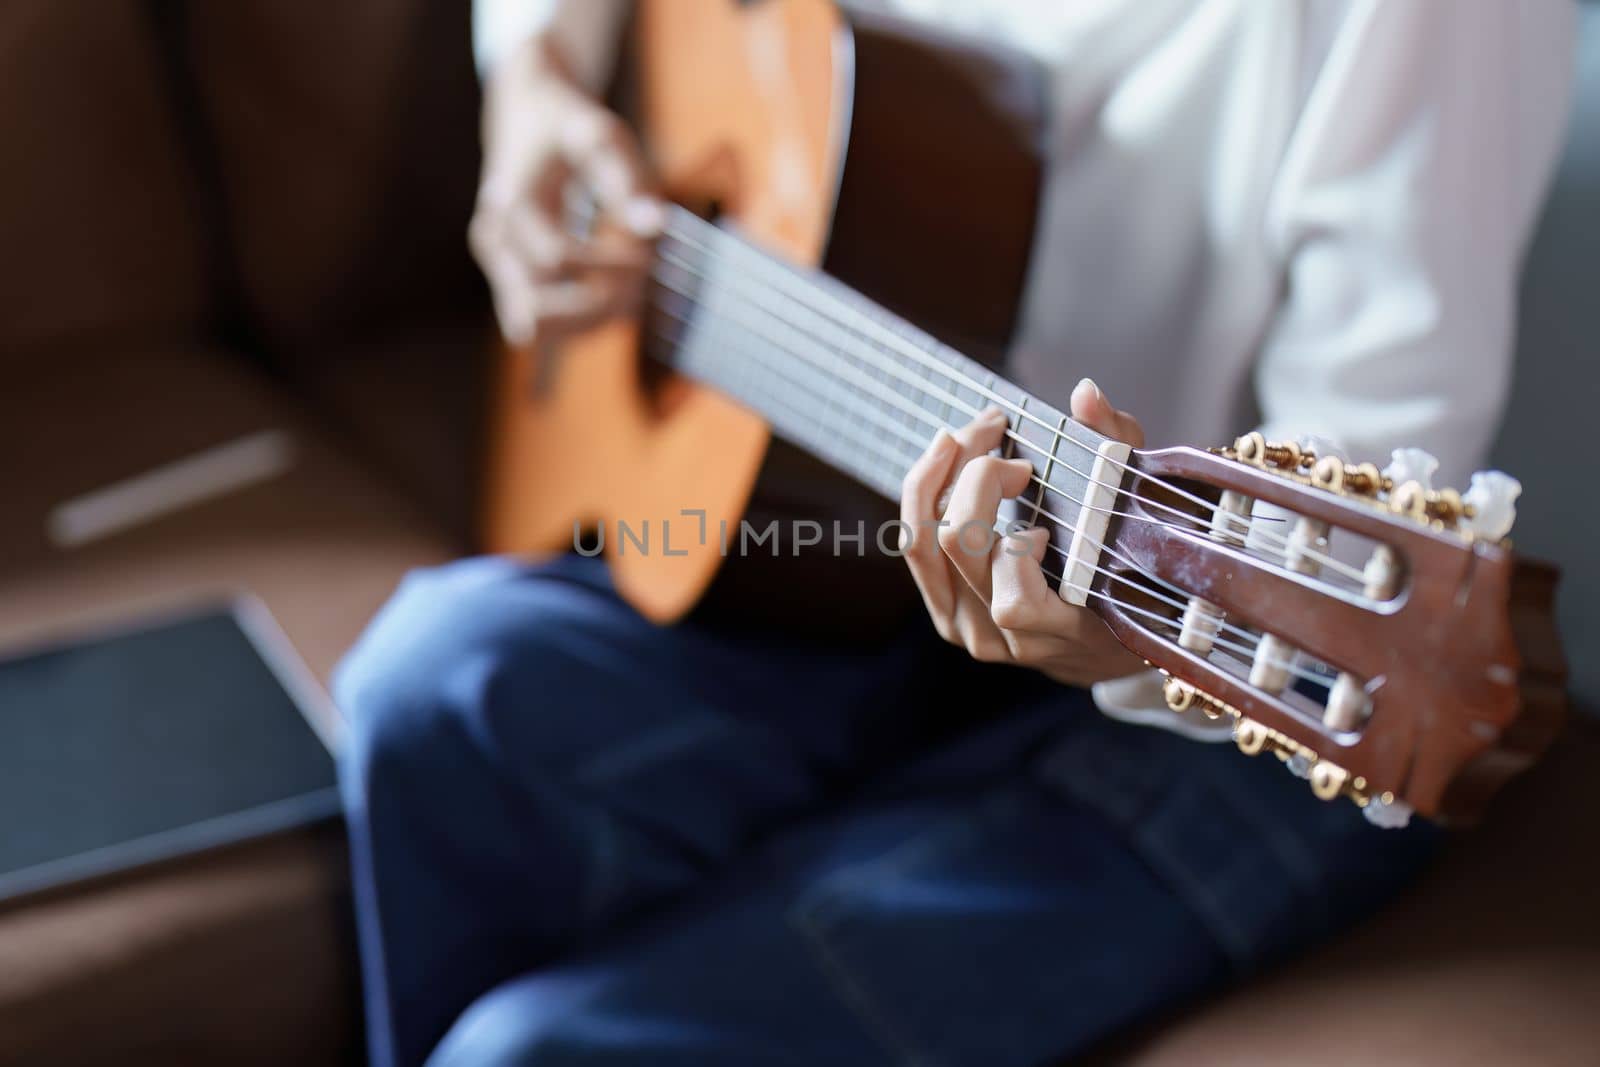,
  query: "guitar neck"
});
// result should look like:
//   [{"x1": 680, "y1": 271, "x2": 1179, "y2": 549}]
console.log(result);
[{"x1": 644, "y1": 207, "x2": 1110, "y2": 510}]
